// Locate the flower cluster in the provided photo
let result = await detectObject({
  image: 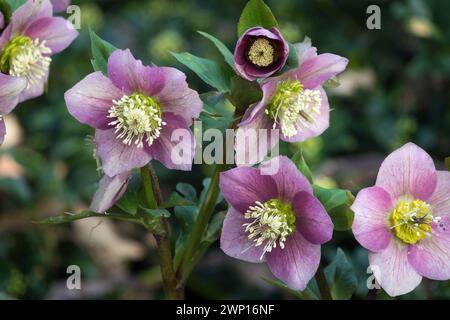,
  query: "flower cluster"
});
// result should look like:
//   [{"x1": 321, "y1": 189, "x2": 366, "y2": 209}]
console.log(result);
[{"x1": 0, "y1": 0, "x2": 78, "y2": 144}]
